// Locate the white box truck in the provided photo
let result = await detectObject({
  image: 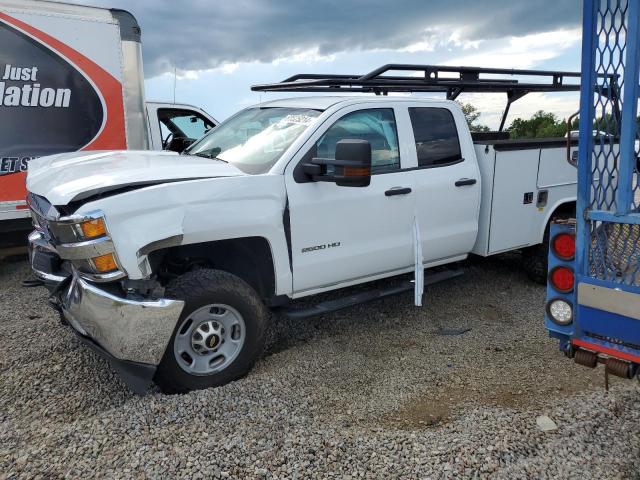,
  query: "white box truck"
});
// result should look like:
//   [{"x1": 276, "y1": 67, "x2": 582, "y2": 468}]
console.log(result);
[{"x1": 0, "y1": 0, "x2": 217, "y2": 243}]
